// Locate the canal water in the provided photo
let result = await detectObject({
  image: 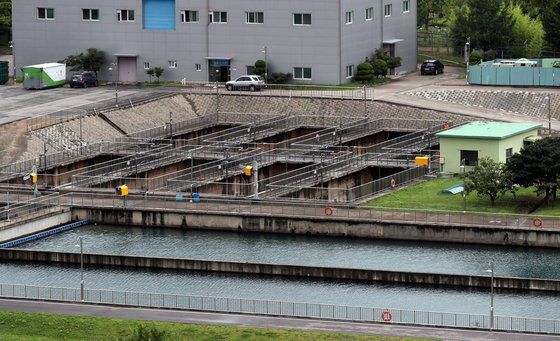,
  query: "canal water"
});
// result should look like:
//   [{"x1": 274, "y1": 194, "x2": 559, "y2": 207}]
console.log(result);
[
  {"x1": 14, "y1": 224, "x2": 560, "y2": 279},
  {"x1": 0, "y1": 261, "x2": 559, "y2": 319}
]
